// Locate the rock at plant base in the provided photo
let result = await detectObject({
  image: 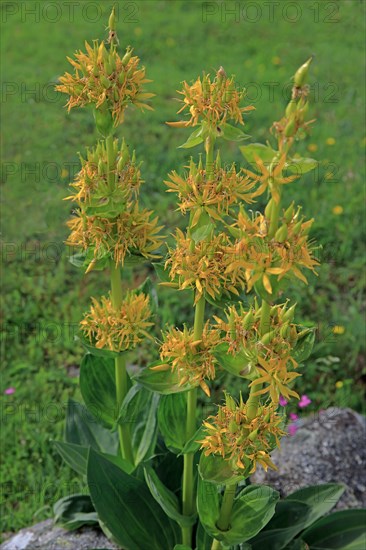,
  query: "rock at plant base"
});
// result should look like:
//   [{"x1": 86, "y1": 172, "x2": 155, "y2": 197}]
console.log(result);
[
  {"x1": 251, "y1": 407, "x2": 366, "y2": 509},
  {"x1": 0, "y1": 519, "x2": 119, "y2": 550}
]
